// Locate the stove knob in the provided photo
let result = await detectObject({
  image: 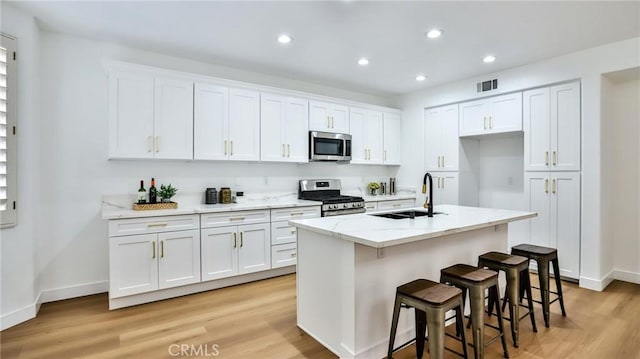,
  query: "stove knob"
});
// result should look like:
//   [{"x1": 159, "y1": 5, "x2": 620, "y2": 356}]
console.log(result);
[
  {"x1": 333, "y1": 204, "x2": 338, "y2": 209},
  {"x1": 343, "y1": 203, "x2": 349, "y2": 209}
]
